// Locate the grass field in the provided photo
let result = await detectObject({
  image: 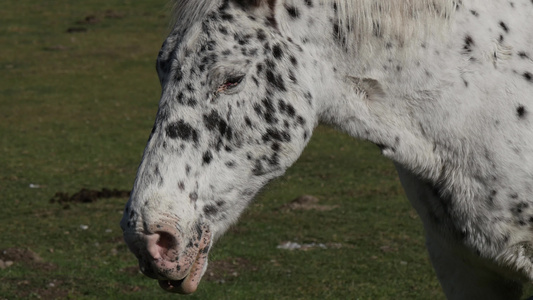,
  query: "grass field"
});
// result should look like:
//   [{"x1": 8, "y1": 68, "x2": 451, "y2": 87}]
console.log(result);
[{"x1": 3, "y1": 1, "x2": 527, "y2": 299}]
